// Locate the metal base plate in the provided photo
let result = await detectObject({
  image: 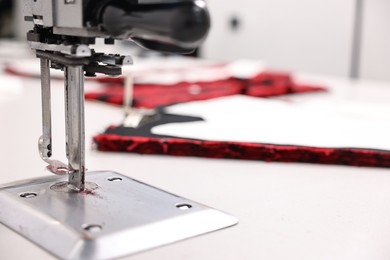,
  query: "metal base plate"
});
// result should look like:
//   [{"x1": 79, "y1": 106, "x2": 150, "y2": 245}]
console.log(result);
[{"x1": 0, "y1": 171, "x2": 238, "y2": 259}]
